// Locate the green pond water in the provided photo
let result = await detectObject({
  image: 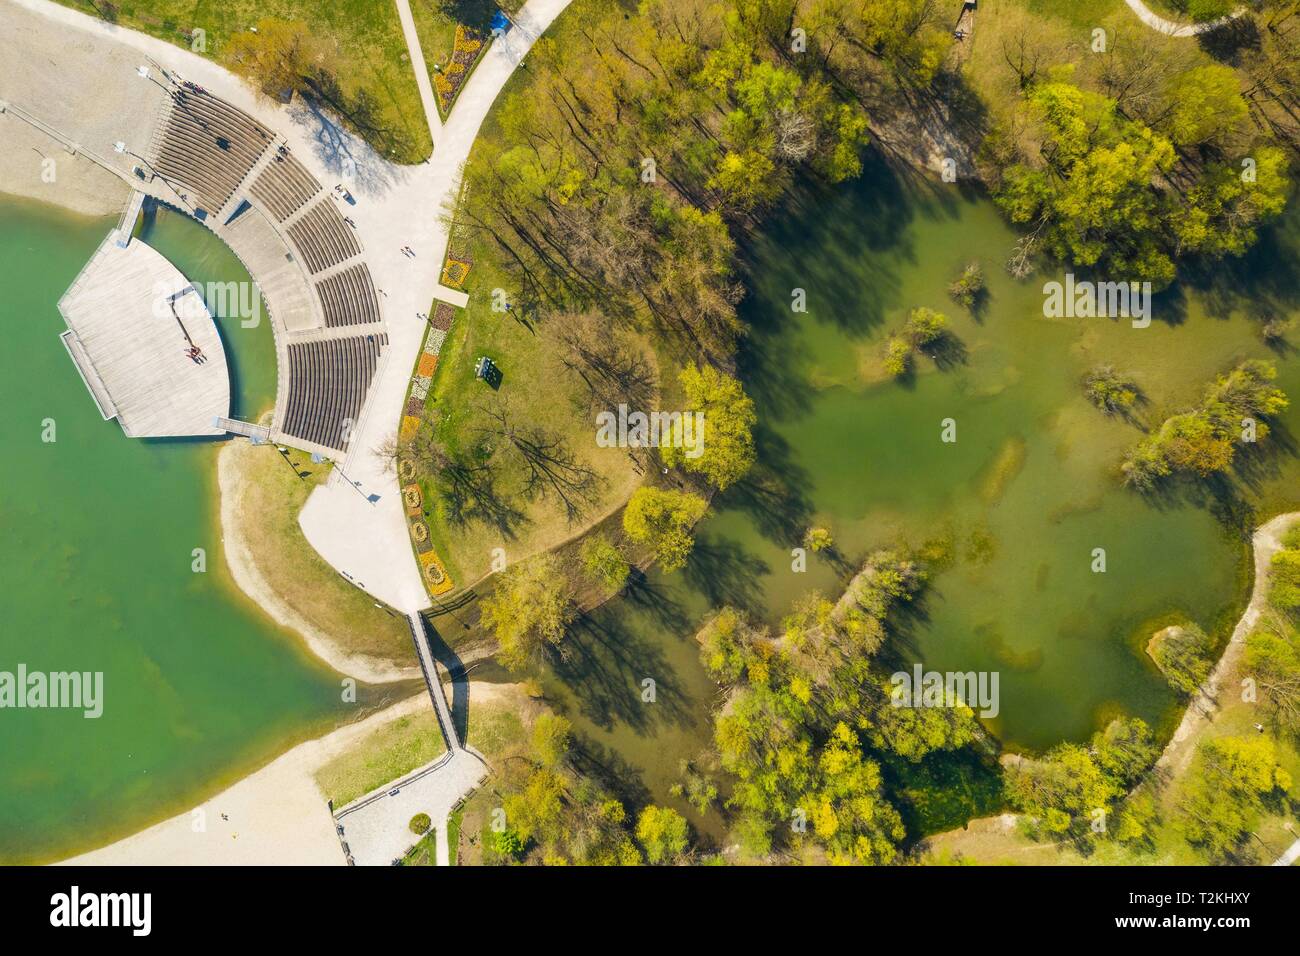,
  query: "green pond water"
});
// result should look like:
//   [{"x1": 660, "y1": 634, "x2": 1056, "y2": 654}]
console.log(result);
[
  {"x1": 0, "y1": 196, "x2": 369, "y2": 864},
  {"x1": 537, "y1": 156, "x2": 1300, "y2": 833}
]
